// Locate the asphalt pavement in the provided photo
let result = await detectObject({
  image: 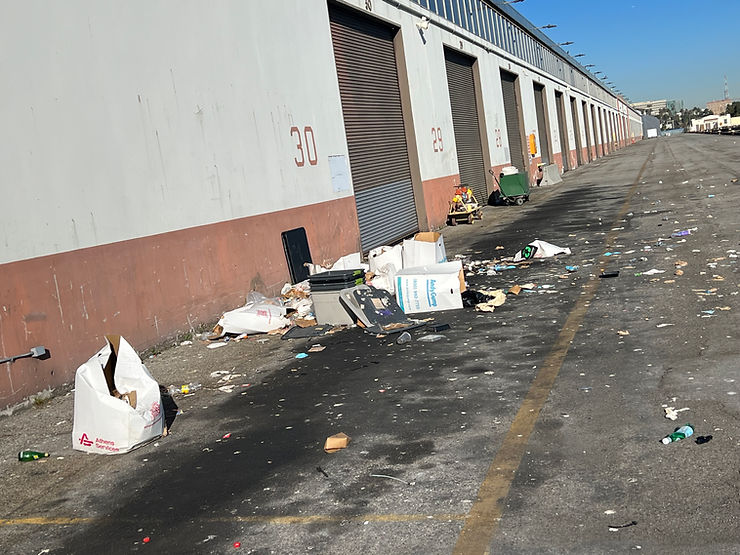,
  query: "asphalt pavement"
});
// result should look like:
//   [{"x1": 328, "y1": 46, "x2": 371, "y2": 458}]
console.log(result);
[{"x1": 1, "y1": 134, "x2": 738, "y2": 554}]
